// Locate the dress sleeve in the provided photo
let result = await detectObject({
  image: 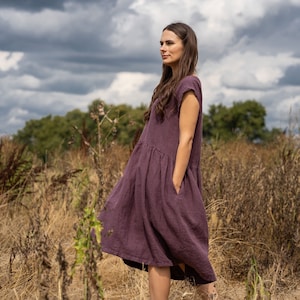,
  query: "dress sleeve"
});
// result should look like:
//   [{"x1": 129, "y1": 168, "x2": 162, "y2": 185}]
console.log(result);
[{"x1": 175, "y1": 76, "x2": 202, "y2": 112}]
